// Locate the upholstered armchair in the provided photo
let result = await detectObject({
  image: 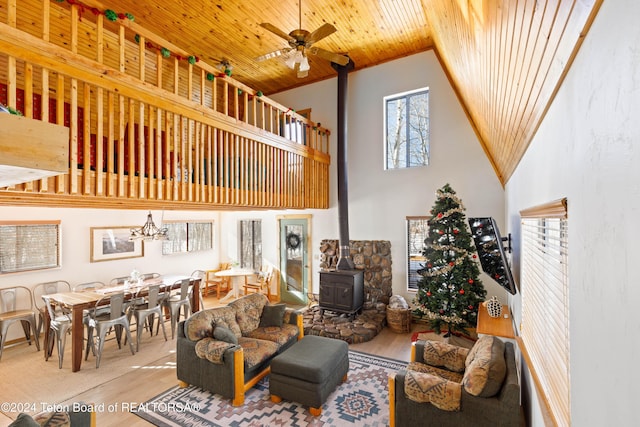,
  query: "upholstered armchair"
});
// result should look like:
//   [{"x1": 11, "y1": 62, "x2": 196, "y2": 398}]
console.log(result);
[{"x1": 389, "y1": 336, "x2": 522, "y2": 427}]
